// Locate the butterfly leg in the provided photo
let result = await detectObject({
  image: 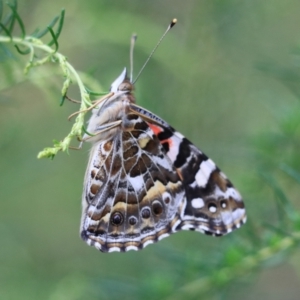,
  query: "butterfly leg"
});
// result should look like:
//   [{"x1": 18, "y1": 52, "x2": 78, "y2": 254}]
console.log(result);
[
  {"x1": 69, "y1": 120, "x2": 122, "y2": 150},
  {"x1": 82, "y1": 120, "x2": 122, "y2": 141},
  {"x1": 68, "y1": 92, "x2": 114, "y2": 121}
]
